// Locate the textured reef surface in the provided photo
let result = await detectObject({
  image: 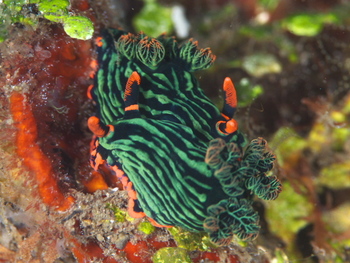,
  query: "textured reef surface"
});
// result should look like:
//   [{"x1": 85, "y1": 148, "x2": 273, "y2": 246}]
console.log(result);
[
  {"x1": 2, "y1": 0, "x2": 350, "y2": 262},
  {"x1": 88, "y1": 29, "x2": 282, "y2": 246}
]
